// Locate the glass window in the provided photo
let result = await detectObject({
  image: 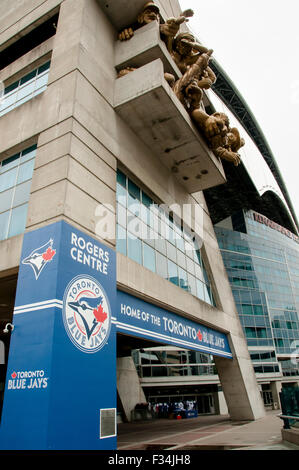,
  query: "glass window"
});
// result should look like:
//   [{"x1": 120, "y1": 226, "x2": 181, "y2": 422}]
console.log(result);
[
  {"x1": 17, "y1": 83, "x2": 34, "y2": 104},
  {"x1": 115, "y1": 170, "x2": 216, "y2": 305},
  {"x1": 38, "y1": 61, "x2": 51, "y2": 74},
  {"x1": 168, "y1": 260, "x2": 178, "y2": 286},
  {"x1": 176, "y1": 233, "x2": 185, "y2": 252},
  {"x1": 177, "y1": 250, "x2": 186, "y2": 269},
  {"x1": 8, "y1": 204, "x2": 28, "y2": 238},
  {"x1": 194, "y1": 263, "x2": 204, "y2": 281},
  {"x1": 0, "y1": 167, "x2": 18, "y2": 192},
  {"x1": 245, "y1": 327, "x2": 256, "y2": 338},
  {"x1": 155, "y1": 237, "x2": 167, "y2": 255},
  {"x1": 4, "y1": 82, "x2": 18, "y2": 95},
  {"x1": 13, "y1": 180, "x2": 31, "y2": 207},
  {"x1": 35, "y1": 73, "x2": 49, "y2": 93},
  {"x1": 242, "y1": 304, "x2": 253, "y2": 315},
  {"x1": 0, "y1": 211, "x2": 10, "y2": 240},
  {"x1": 166, "y1": 241, "x2": 177, "y2": 263},
  {"x1": 196, "y1": 279, "x2": 205, "y2": 301},
  {"x1": 117, "y1": 183, "x2": 127, "y2": 207},
  {"x1": 0, "y1": 187, "x2": 14, "y2": 212},
  {"x1": 117, "y1": 169, "x2": 126, "y2": 187},
  {"x1": 128, "y1": 233, "x2": 142, "y2": 264},
  {"x1": 17, "y1": 160, "x2": 35, "y2": 184},
  {"x1": 178, "y1": 267, "x2": 188, "y2": 290},
  {"x1": 117, "y1": 202, "x2": 127, "y2": 228},
  {"x1": 0, "y1": 145, "x2": 36, "y2": 240},
  {"x1": 21, "y1": 146, "x2": 37, "y2": 162},
  {"x1": 116, "y1": 224, "x2": 126, "y2": 256},
  {"x1": 128, "y1": 179, "x2": 140, "y2": 201},
  {"x1": 0, "y1": 62, "x2": 50, "y2": 118},
  {"x1": 142, "y1": 192, "x2": 153, "y2": 209},
  {"x1": 253, "y1": 305, "x2": 263, "y2": 315},
  {"x1": 156, "y1": 252, "x2": 168, "y2": 279},
  {"x1": 187, "y1": 273, "x2": 197, "y2": 296},
  {"x1": 143, "y1": 243, "x2": 156, "y2": 273},
  {"x1": 1, "y1": 153, "x2": 19, "y2": 171},
  {"x1": 20, "y1": 70, "x2": 36, "y2": 85},
  {"x1": 186, "y1": 256, "x2": 195, "y2": 275}
]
